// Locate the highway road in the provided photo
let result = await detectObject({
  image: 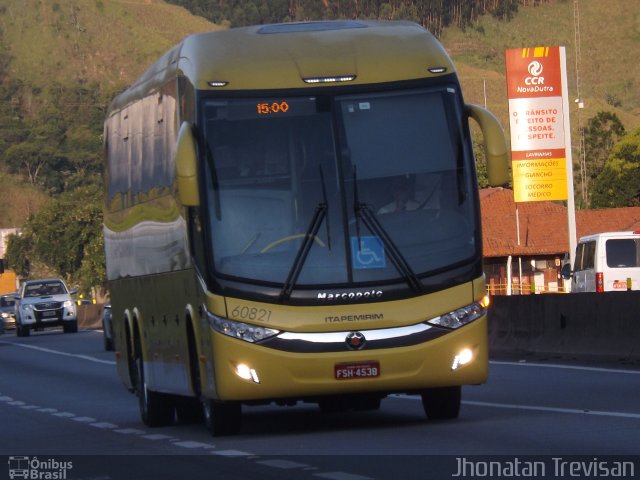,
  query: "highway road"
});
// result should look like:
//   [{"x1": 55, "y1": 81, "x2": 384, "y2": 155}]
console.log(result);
[{"x1": 0, "y1": 328, "x2": 638, "y2": 479}]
